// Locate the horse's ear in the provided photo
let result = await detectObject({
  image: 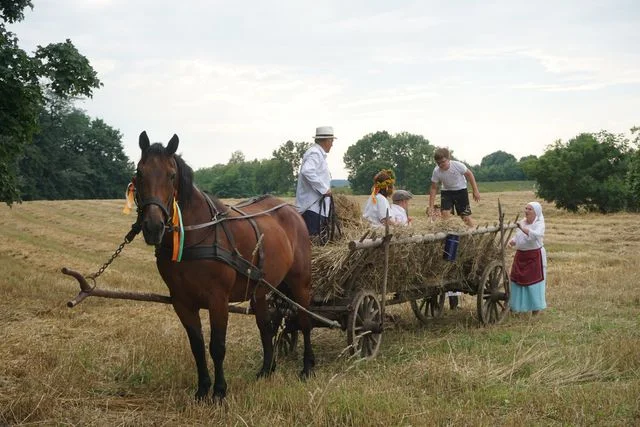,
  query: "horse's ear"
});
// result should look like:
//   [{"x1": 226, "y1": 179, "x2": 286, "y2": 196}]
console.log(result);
[
  {"x1": 167, "y1": 134, "x2": 179, "y2": 155},
  {"x1": 139, "y1": 131, "x2": 150, "y2": 151}
]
